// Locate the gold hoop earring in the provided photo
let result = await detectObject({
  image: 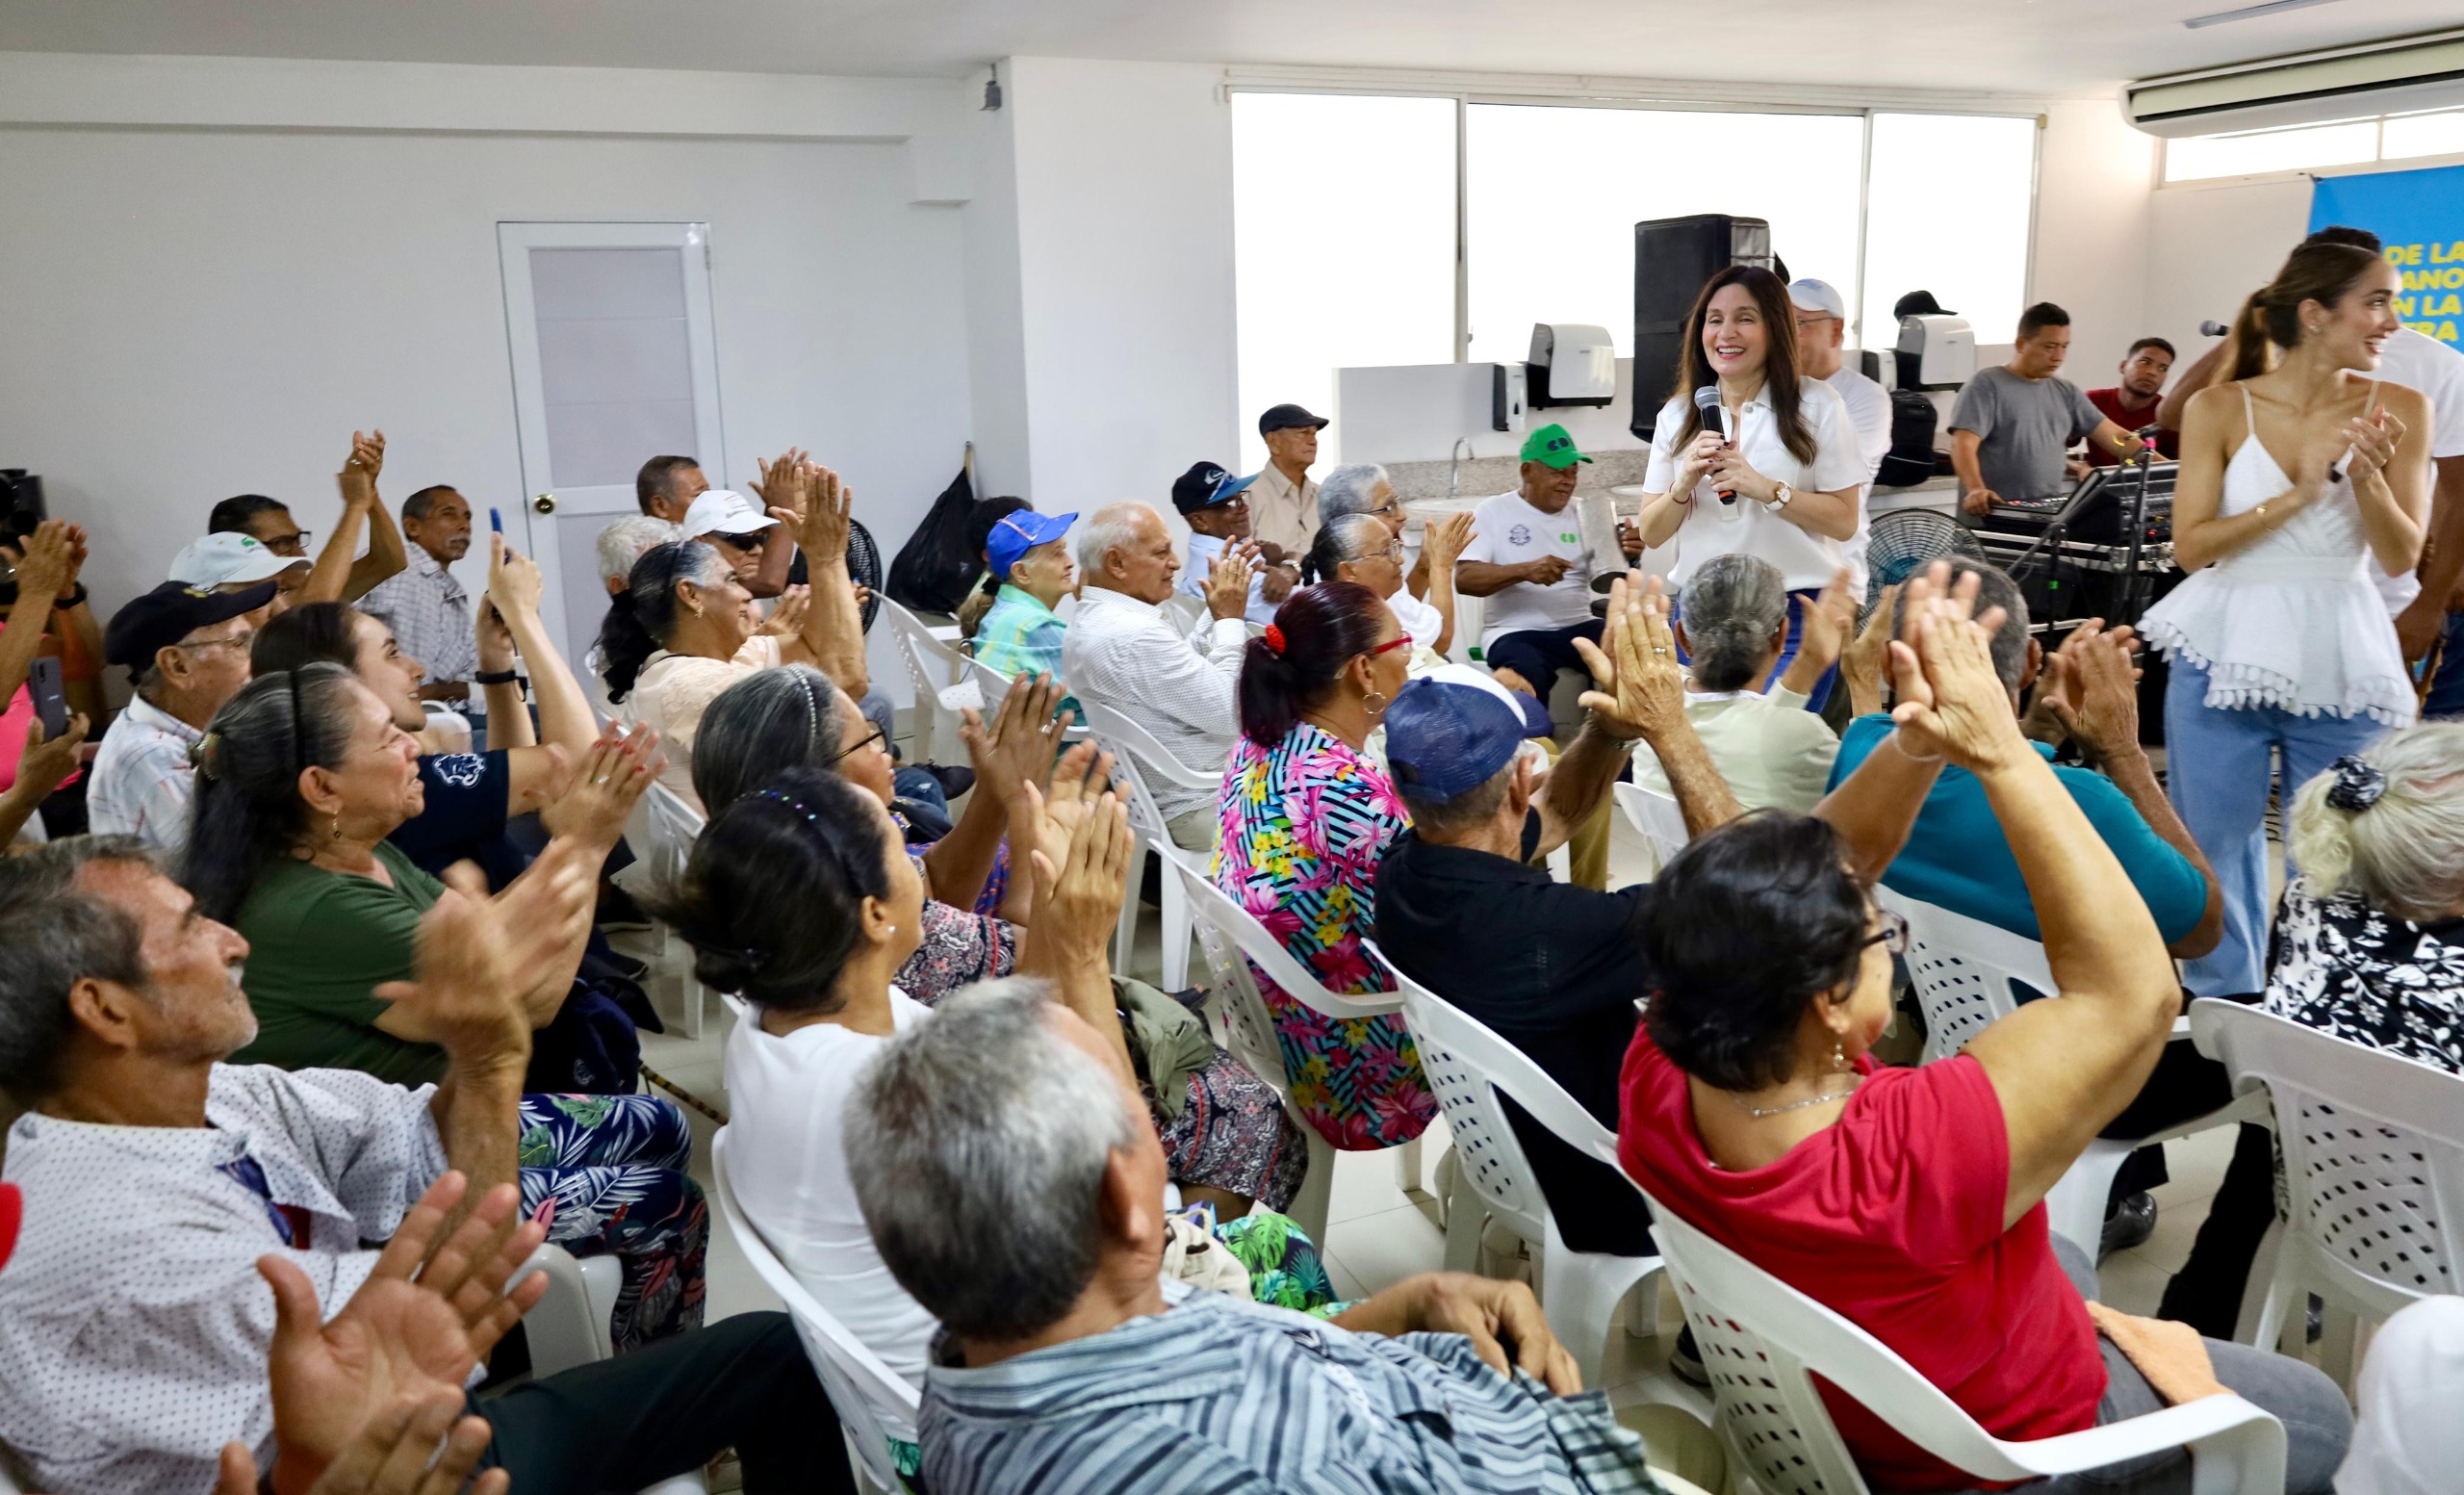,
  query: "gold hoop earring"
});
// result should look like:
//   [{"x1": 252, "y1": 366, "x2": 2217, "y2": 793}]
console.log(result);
[{"x1": 1363, "y1": 690, "x2": 1390, "y2": 717}]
